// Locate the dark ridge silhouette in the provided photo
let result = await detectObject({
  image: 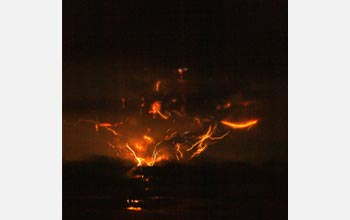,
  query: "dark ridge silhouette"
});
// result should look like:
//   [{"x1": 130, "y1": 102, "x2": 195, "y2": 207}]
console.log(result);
[{"x1": 63, "y1": 156, "x2": 287, "y2": 220}]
